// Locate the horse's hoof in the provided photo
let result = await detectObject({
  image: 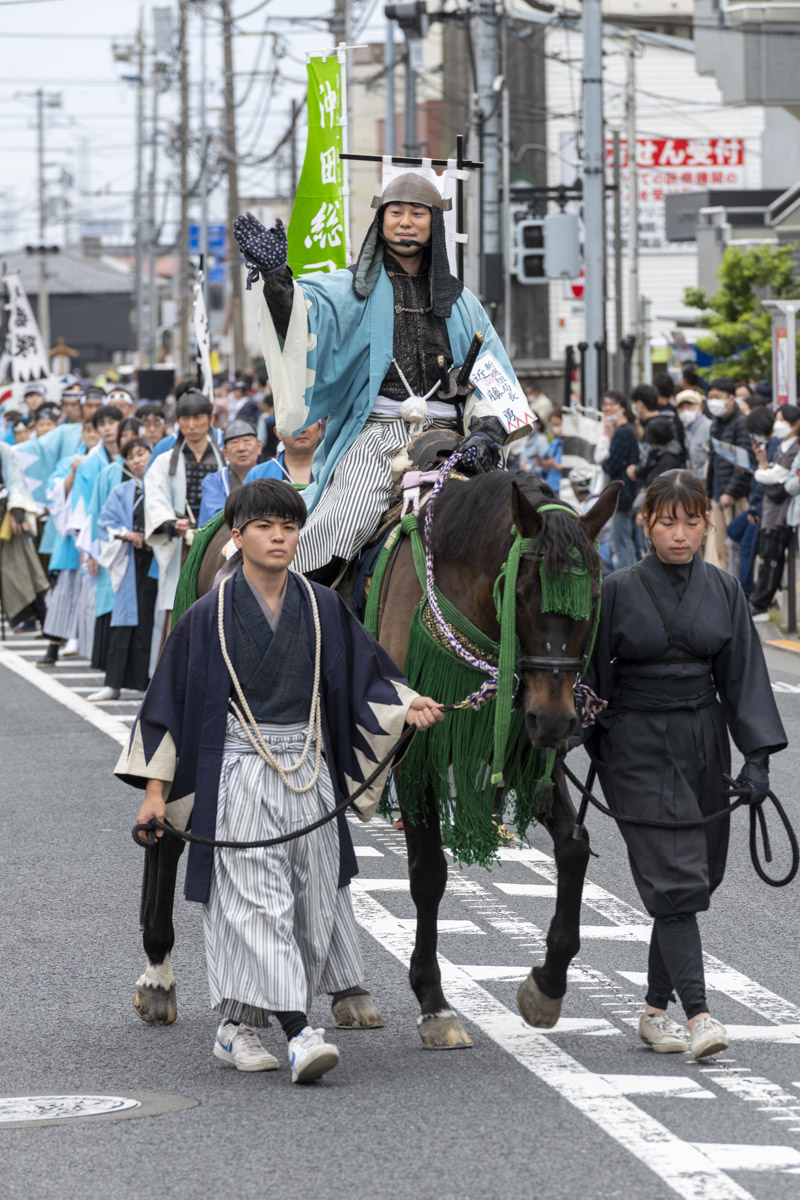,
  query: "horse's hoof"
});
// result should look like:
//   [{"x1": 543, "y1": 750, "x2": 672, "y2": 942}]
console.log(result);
[
  {"x1": 517, "y1": 972, "x2": 562, "y2": 1029},
  {"x1": 133, "y1": 983, "x2": 177, "y2": 1026},
  {"x1": 417, "y1": 1010, "x2": 473, "y2": 1050},
  {"x1": 332, "y1": 993, "x2": 385, "y2": 1029}
]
